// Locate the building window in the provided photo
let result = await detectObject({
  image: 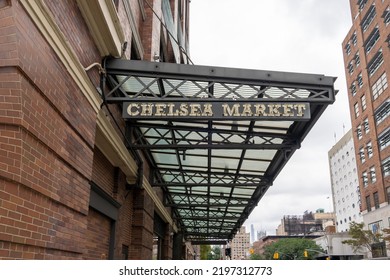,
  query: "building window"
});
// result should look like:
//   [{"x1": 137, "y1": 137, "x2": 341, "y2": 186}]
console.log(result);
[
  {"x1": 345, "y1": 42, "x2": 351, "y2": 55},
  {"x1": 351, "y1": 82, "x2": 357, "y2": 96},
  {"x1": 370, "y1": 166, "x2": 377, "y2": 183},
  {"x1": 372, "y1": 72, "x2": 388, "y2": 100},
  {"x1": 361, "y1": 94, "x2": 367, "y2": 110},
  {"x1": 352, "y1": 32, "x2": 357, "y2": 45},
  {"x1": 354, "y1": 102, "x2": 360, "y2": 118},
  {"x1": 357, "y1": 73, "x2": 363, "y2": 87},
  {"x1": 383, "y1": 157, "x2": 390, "y2": 177},
  {"x1": 364, "y1": 26, "x2": 380, "y2": 53},
  {"x1": 363, "y1": 118, "x2": 369, "y2": 133},
  {"x1": 367, "y1": 141, "x2": 373, "y2": 158},
  {"x1": 383, "y1": 6, "x2": 390, "y2": 25},
  {"x1": 378, "y1": 129, "x2": 390, "y2": 151},
  {"x1": 375, "y1": 100, "x2": 390, "y2": 124},
  {"x1": 358, "y1": 0, "x2": 368, "y2": 11},
  {"x1": 373, "y1": 192, "x2": 380, "y2": 209},
  {"x1": 368, "y1": 49, "x2": 384, "y2": 76},
  {"x1": 355, "y1": 52, "x2": 361, "y2": 66},
  {"x1": 359, "y1": 147, "x2": 366, "y2": 163},
  {"x1": 366, "y1": 195, "x2": 371, "y2": 212},
  {"x1": 362, "y1": 171, "x2": 369, "y2": 187},
  {"x1": 348, "y1": 61, "x2": 354, "y2": 74},
  {"x1": 362, "y1": 5, "x2": 376, "y2": 31},
  {"x1": 357, "y1": 126, "x2": 363, "y2": 140},
  {"x1": 386, "y1": 187, "x2": 390, "y2": 203}
]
